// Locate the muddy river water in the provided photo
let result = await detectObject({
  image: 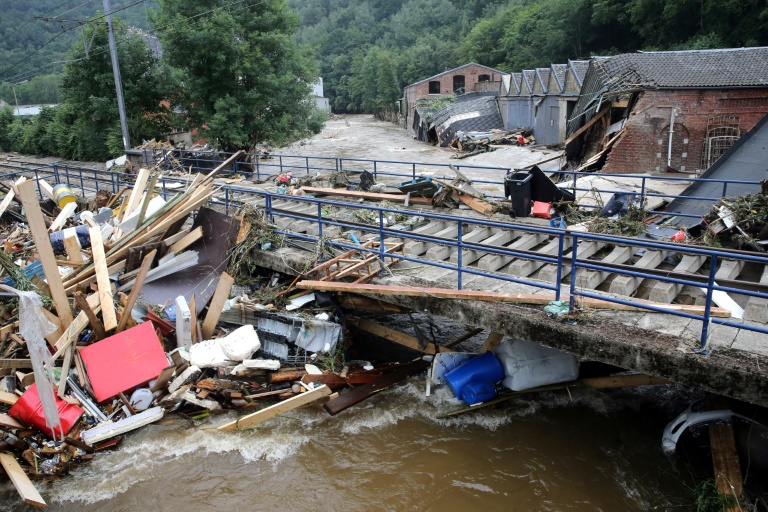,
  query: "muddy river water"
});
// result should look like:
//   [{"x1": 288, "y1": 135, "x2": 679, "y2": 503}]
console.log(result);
[{"x1": 3, "y1": 380, "x2": 713, "y2": 511}]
